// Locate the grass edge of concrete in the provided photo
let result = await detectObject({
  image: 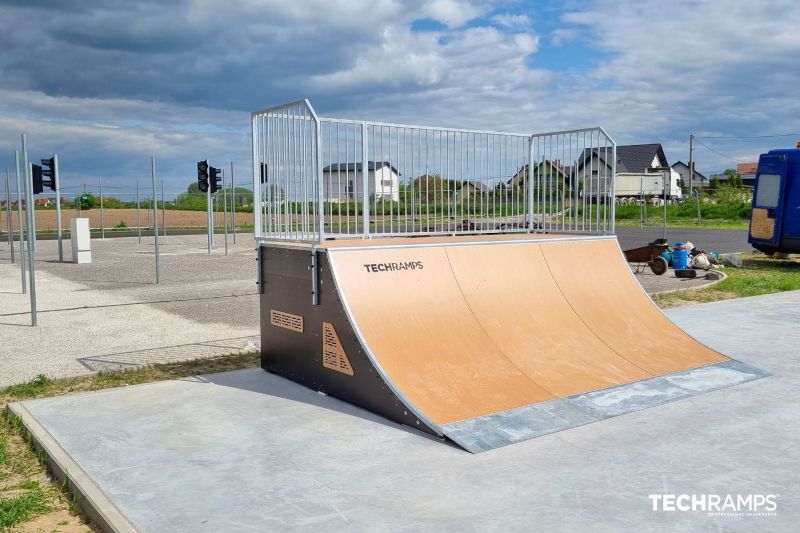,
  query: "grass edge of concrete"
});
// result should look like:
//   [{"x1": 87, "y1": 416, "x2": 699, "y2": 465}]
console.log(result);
[{"x1": 5, "y1": 403, "x2": 137, "y2": 533}]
